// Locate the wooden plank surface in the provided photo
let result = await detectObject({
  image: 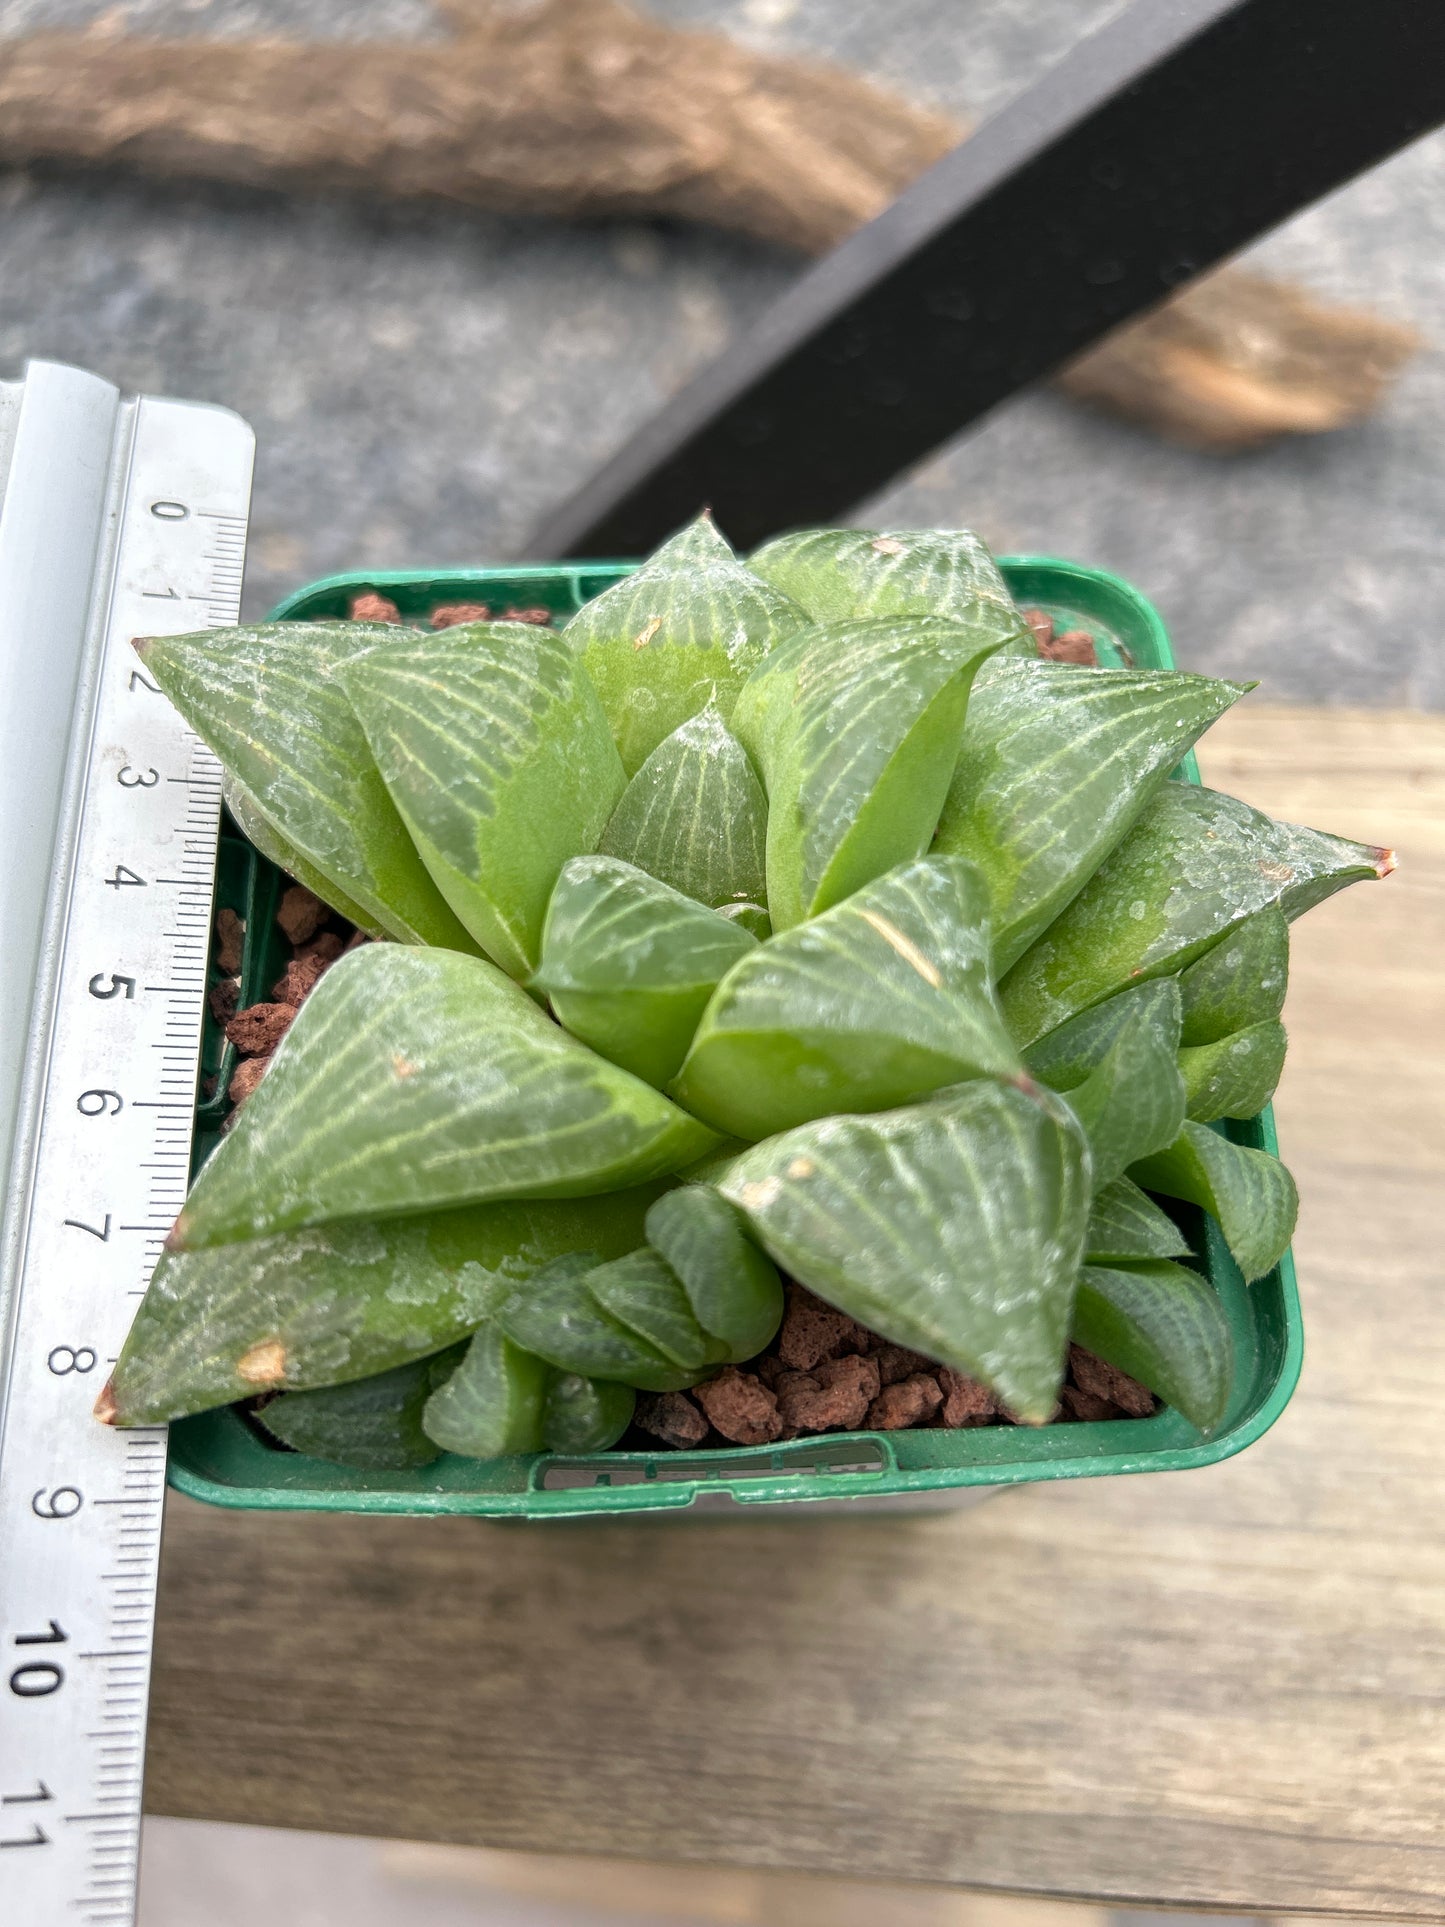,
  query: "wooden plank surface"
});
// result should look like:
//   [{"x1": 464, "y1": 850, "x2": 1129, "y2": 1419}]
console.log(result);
[{"x1": 144, "y1": 706, "x2": 1445, "y2": 1917}]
